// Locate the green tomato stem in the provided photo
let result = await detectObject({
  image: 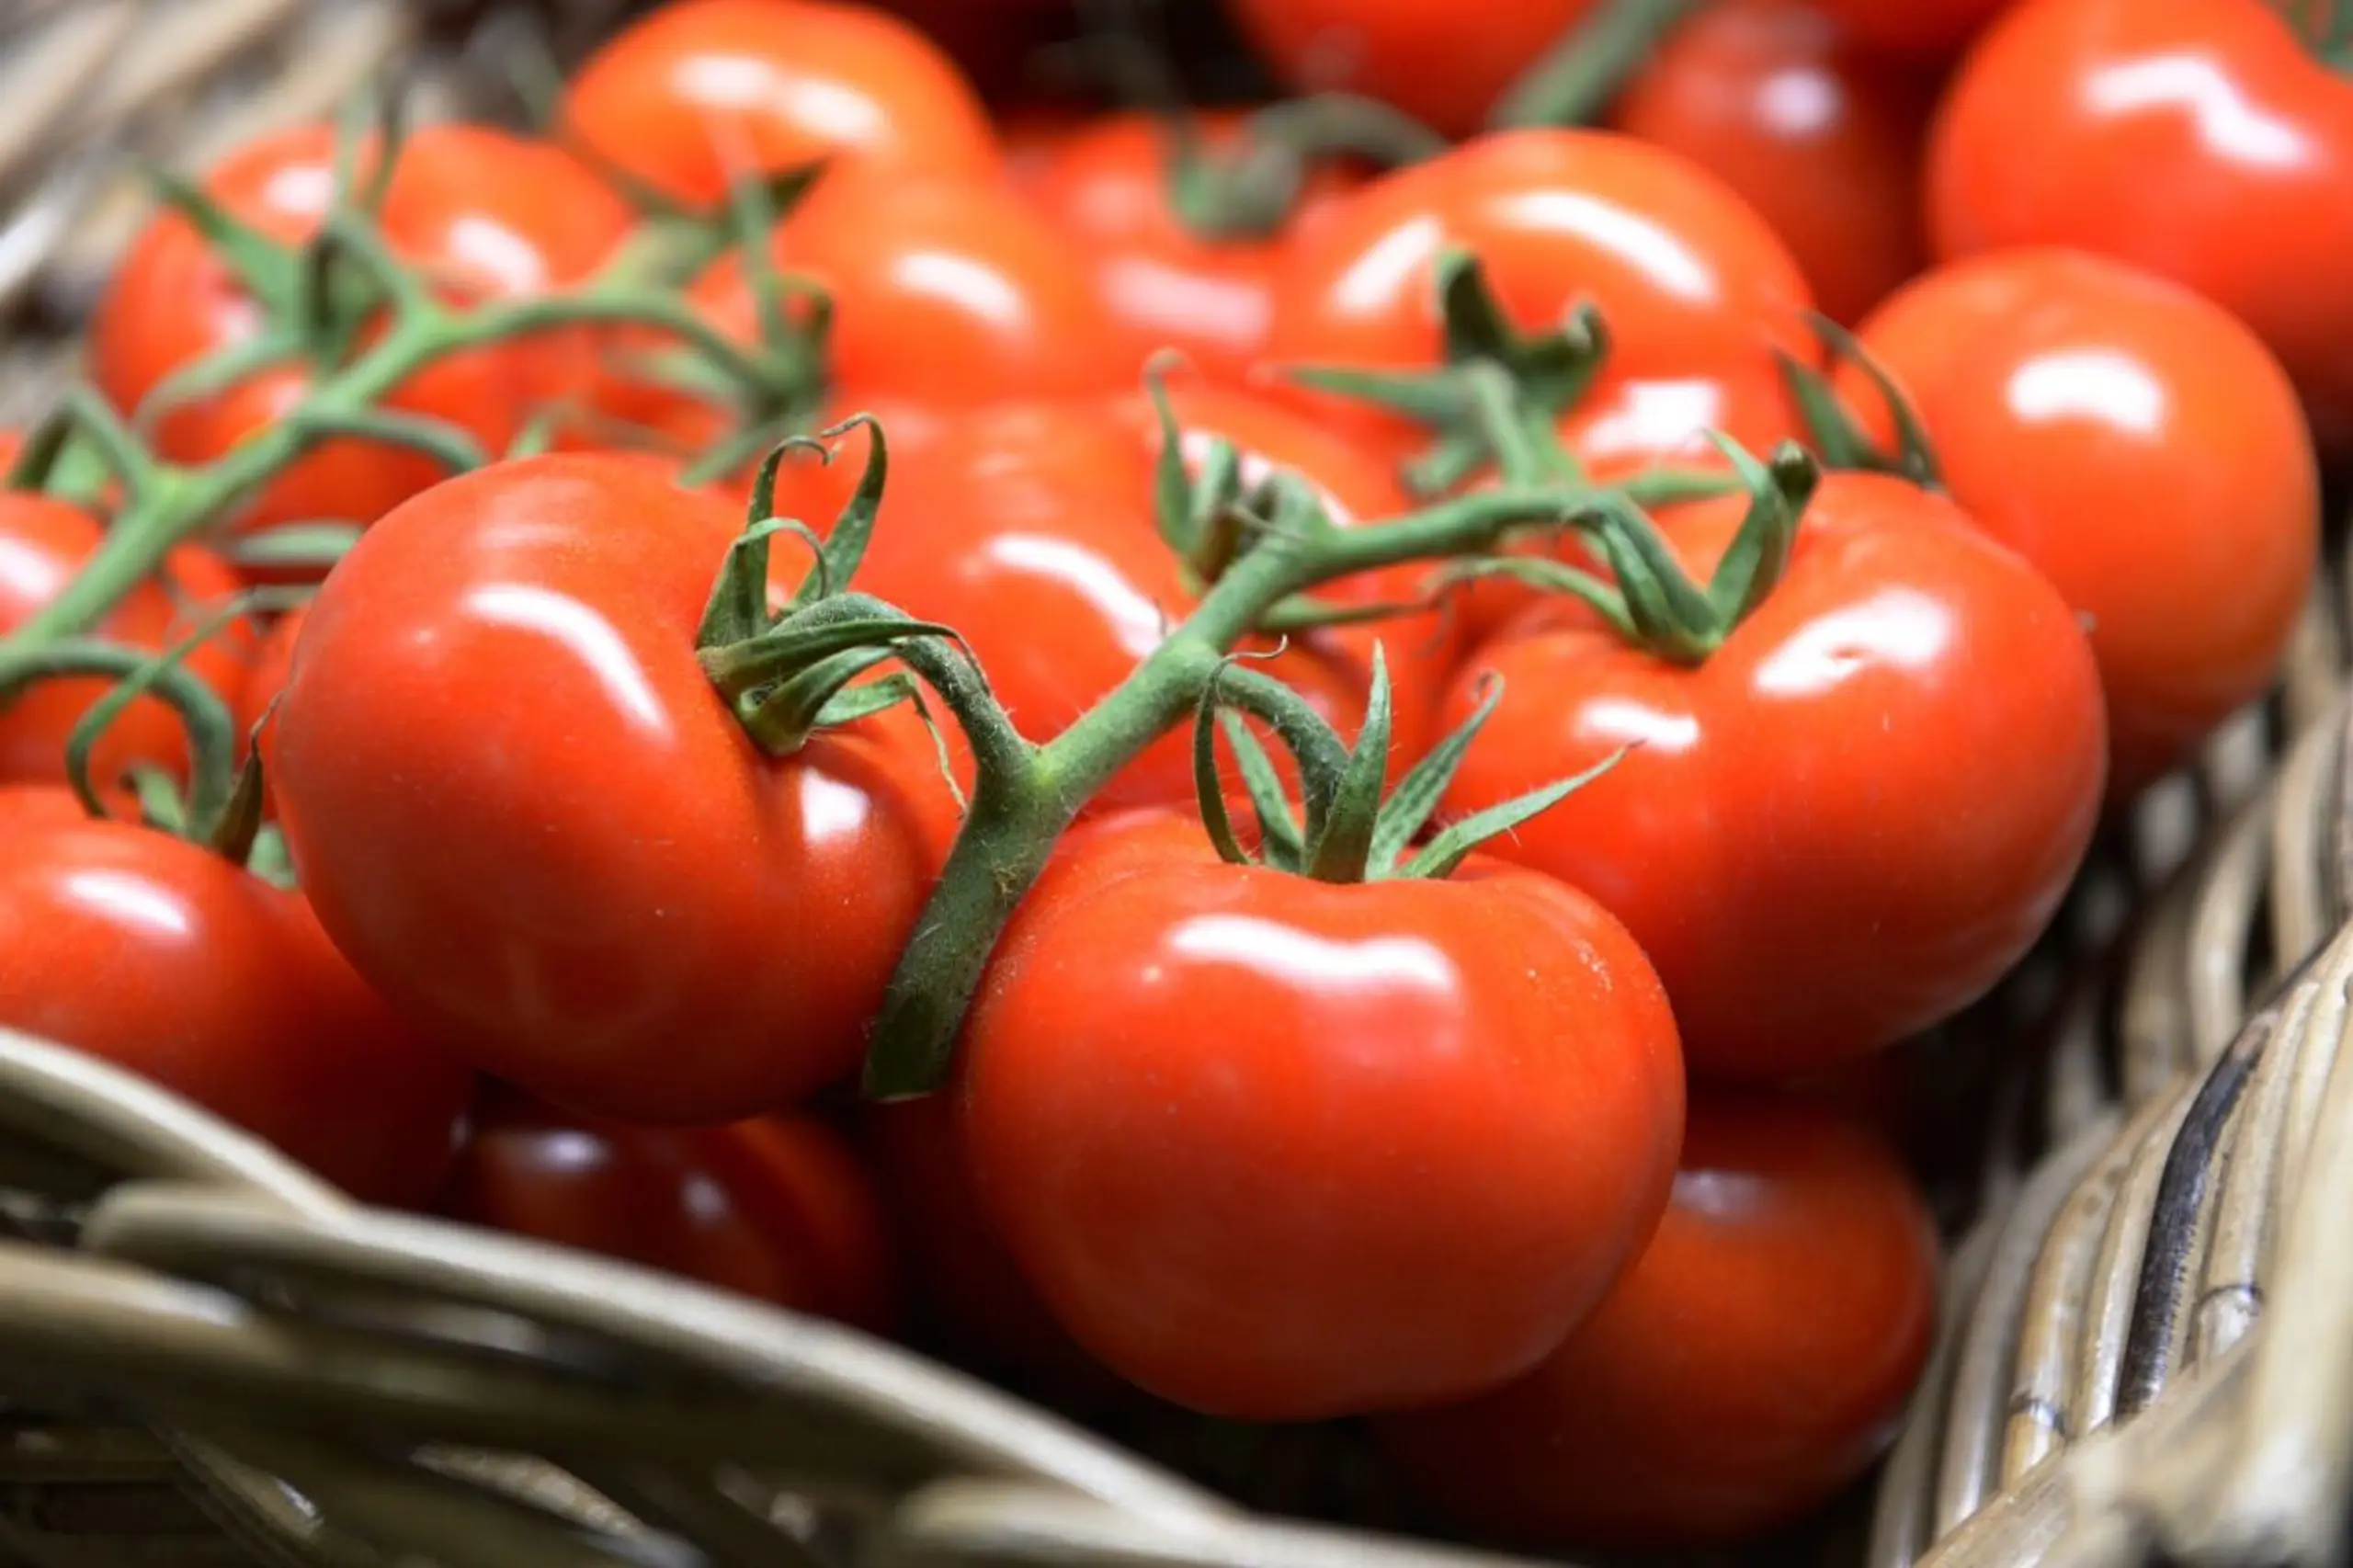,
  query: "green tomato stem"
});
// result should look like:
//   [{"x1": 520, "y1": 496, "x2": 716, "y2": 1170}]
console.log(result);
[
  {"x1": 1485, "y1": 0, "x2": 1702, "y2": 129},
  {"x1": 0, "y1": 637, "x2": 238, "y2": 826}
]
